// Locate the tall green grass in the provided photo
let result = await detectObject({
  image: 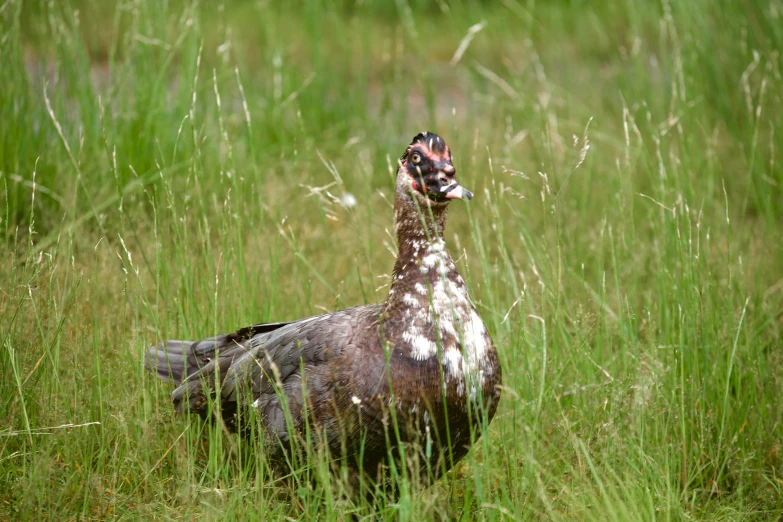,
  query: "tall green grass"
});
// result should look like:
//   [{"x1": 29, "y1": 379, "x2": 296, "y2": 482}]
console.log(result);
[{"x1": 2, "y1": 0, "x2": 782, "y2": 519}]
